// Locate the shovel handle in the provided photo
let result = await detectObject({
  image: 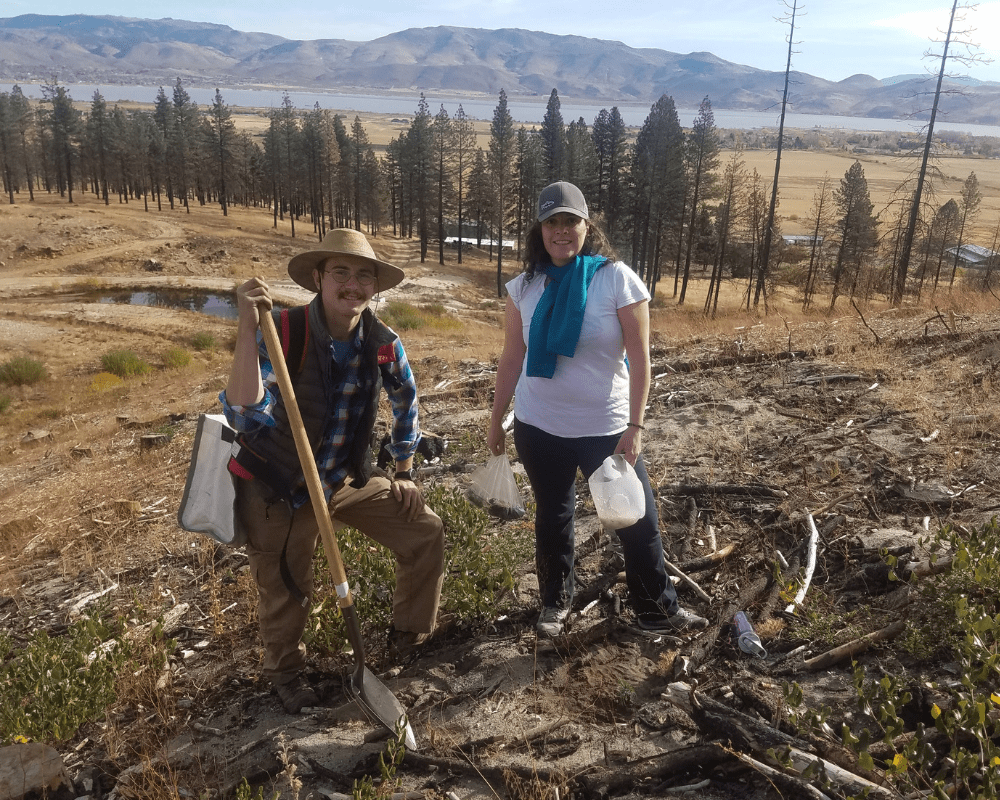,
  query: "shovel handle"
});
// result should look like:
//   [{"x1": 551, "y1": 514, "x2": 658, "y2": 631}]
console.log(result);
[{"x1": 259, "y1": 311, "x2": 353, "y2": 609}]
